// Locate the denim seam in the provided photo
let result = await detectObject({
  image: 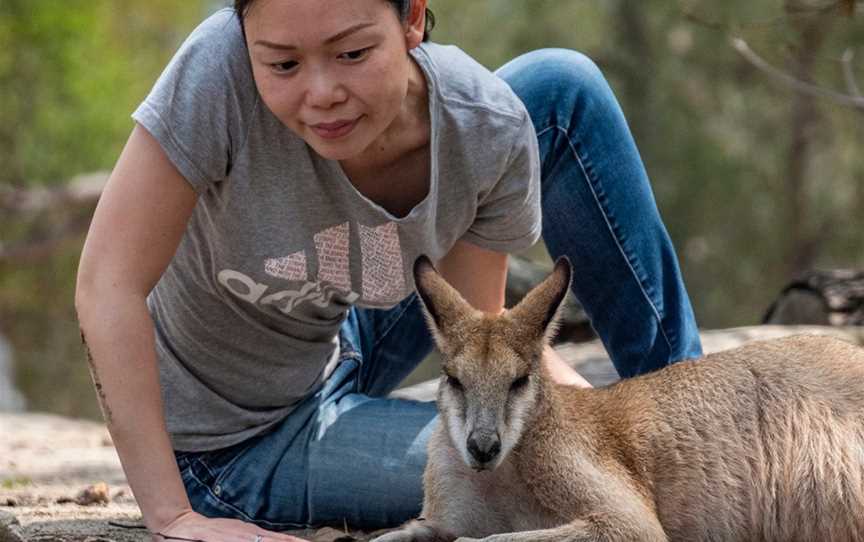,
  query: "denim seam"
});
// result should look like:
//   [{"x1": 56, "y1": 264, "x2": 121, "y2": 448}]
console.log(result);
[
  {"x1": 338, "y1": 351, "x2": 362, "y2": 363},
  {"x1": 302, "y1": 420, "x2": 316, "y2": 531},
  {"x1": 186, "y1": 458, "x2": 313, "y2": 531},
  {"x1": 212, "y1": 444, "x2": 255, "y2": 486},
  {"x1": 337, "y1": 319, "x2": 363, "y2": 363},
  {"x1": 535, "y1": 125, "x2": 557, "y2": 139},
  {"x1": 555, "y1": 124, "x2": 675, "y2": 356},
  {"x1": 194, "y1": 457, "x2": 219, "y2": 484},
  {"x1": 371, "y1": 294, "x2": 419, "y2": 352},
  {"x1": 244, "y1": 516, "x2": 312, "y2": 531},
  {"x1": 191, "y1": 438, "x2": 258, "y2": 492},
  {"x1": 184, "y1": 463, "x2": 256, "y2": 522}
]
